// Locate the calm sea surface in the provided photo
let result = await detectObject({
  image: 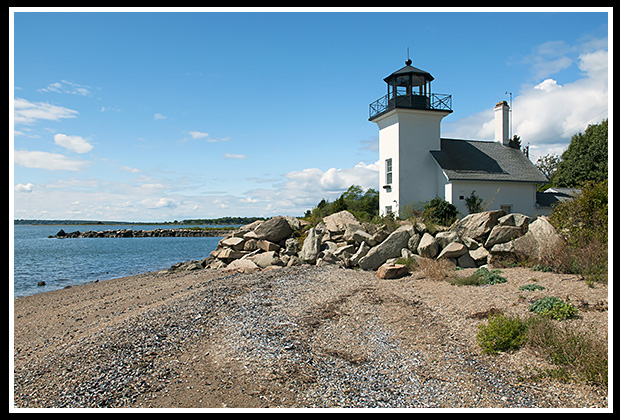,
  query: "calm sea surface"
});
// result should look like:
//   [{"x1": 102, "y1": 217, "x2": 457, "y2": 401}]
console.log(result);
[{"x1": 12, "y1": 224, "x2": 224, "y2": 298}]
